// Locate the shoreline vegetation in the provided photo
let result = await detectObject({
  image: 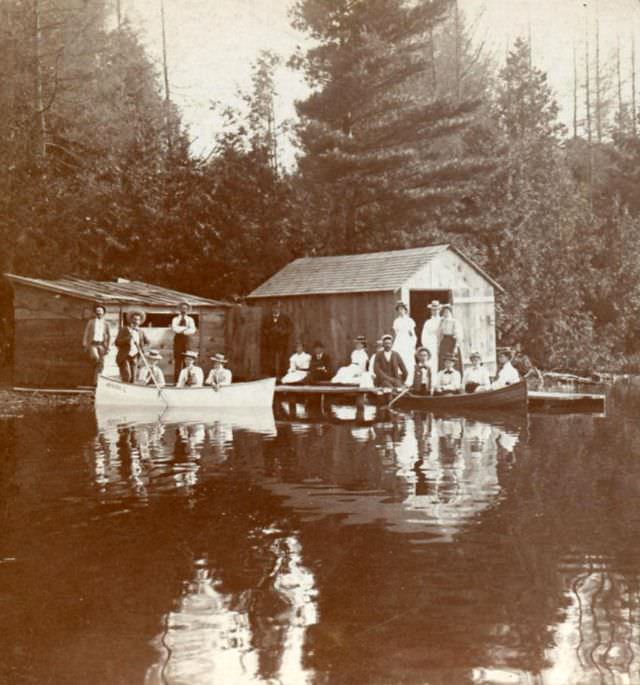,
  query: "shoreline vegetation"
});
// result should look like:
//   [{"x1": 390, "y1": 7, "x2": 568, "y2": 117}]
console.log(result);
[{"x1": 2, "y1": 1, "x2": 640, "y2": 374}]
